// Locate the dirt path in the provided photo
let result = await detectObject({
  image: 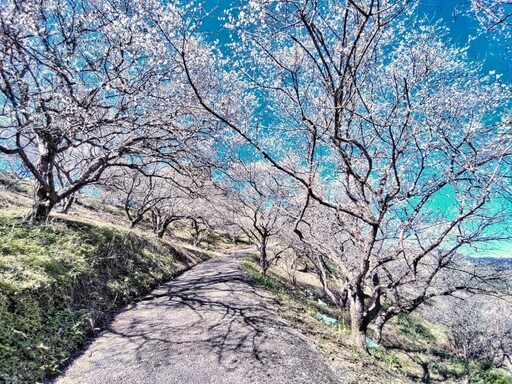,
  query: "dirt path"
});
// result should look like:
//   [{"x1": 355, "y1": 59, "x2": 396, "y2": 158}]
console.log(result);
[{"x1": 55, "y1": 251, "x2": 344, "y2": 383}]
